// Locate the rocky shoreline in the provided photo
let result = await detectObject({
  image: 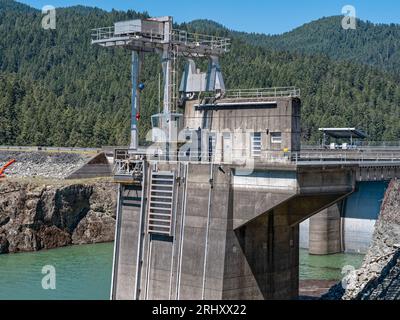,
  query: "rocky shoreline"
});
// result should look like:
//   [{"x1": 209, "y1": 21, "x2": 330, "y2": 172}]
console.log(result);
[
  {"x1": 0, "y1": 151, "x2": 92, "y2": 179},
  {"x1": 0, "y1": 178, "x2": 117, "y2": 254}
]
